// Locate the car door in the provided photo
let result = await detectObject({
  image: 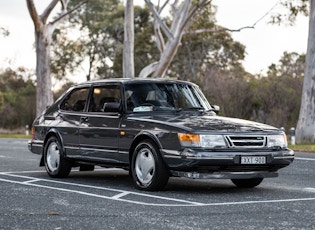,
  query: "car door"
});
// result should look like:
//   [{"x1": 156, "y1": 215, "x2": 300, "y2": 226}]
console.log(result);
[
  {"x1": 78, "y1": 83, "x2": 127, "y2": 164},
  {"x1": 58, "y1": 86, "x2": 91, "y2": 157}
]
